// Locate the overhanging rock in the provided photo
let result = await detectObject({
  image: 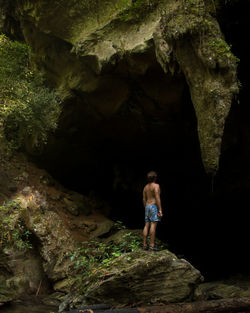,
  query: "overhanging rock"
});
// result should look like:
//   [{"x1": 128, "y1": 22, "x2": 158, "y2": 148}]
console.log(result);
[{"x1": 0, "y1": 0, "x2": 239, "y2": 175}]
